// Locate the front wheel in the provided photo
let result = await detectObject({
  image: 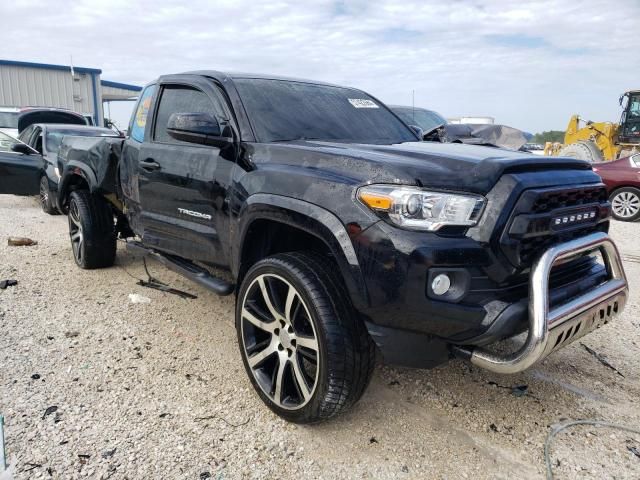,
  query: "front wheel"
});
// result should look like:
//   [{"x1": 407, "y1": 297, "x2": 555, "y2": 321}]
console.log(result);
[
  {"x1": 557, "y1": 141, "x2": 604, "y2": 163},
  {"x1": 236, "y1": 252, "x2": 375, "y2": 423},
  {"x1": 68, "y1": 190, "x2": 117, "y2": 269},
  {"x1": 610, "y1": 187, "x2": 640, "y2": 222}
]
